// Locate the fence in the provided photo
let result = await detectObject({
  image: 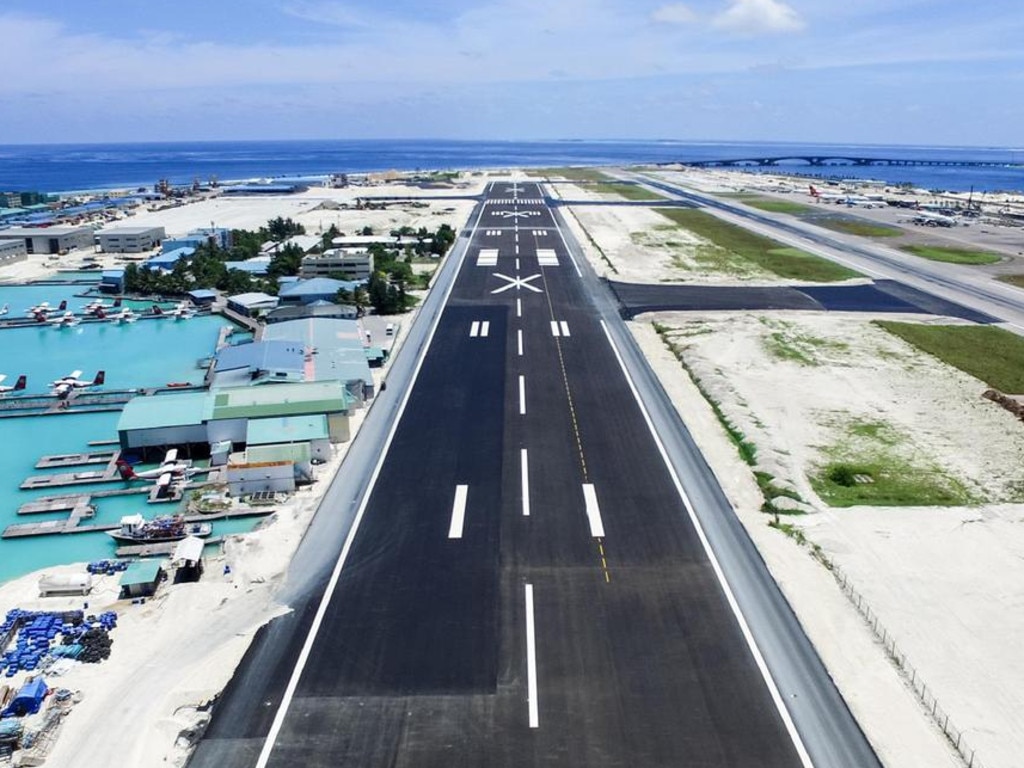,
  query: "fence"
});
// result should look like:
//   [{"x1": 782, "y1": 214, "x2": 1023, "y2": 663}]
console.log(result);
[{"x1": 822, "y1": 556, "x2": 984, "y2": 768}]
